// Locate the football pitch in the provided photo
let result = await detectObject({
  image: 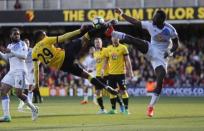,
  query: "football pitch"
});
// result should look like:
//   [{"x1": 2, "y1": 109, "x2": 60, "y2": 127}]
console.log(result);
[{"x1": 0, "y1": 96, "x2": 204, "y2": 131}]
